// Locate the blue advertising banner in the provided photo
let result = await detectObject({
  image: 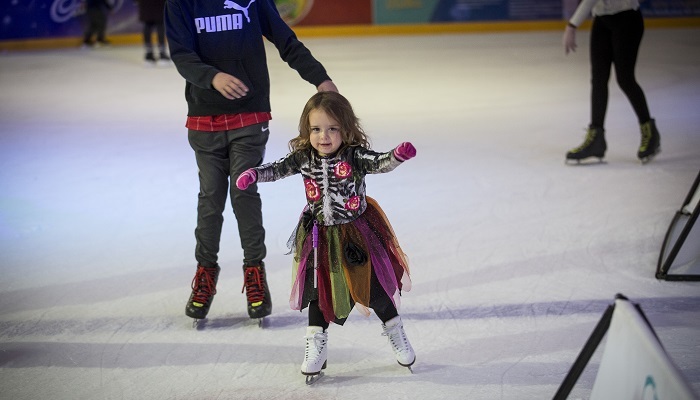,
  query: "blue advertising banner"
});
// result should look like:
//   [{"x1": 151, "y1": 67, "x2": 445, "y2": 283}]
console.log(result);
[
  {"x1": 641, "y1": 0, "x2": 700, "y2": 16},
  {"x1": 2, "y1": 0, "x2": 699, "y2": 42},
  {"x1": 430, "y1": 0, "x2": 512, "y2": 22},
  {"x1": 1, "y1": 0, "x2": 141, "y2": 41},
  {"x1": 374, "y1": 0, "x2": 563, "y2": 23},
  {"x1": 373, "y1": 0, "x2": 700, "y2": 24}
]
